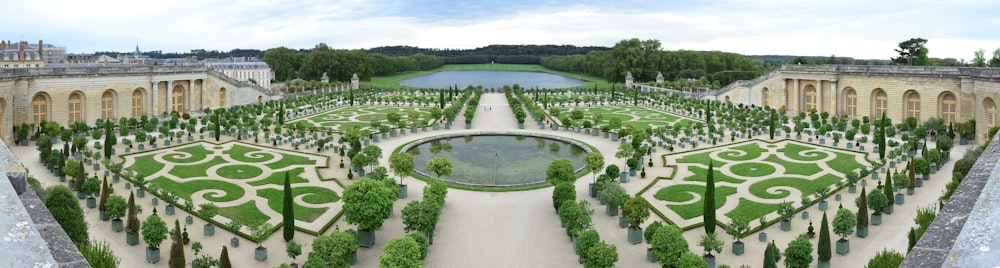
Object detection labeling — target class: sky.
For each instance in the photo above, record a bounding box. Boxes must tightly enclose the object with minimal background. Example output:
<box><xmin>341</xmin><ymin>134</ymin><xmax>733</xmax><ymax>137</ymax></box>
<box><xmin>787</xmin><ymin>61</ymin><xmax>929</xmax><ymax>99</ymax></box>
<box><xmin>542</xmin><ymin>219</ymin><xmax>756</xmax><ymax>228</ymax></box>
<box><xmin>4</xmin><ymin>0</ymin><xmax>1000</xmax><ymax>60</ymax></box>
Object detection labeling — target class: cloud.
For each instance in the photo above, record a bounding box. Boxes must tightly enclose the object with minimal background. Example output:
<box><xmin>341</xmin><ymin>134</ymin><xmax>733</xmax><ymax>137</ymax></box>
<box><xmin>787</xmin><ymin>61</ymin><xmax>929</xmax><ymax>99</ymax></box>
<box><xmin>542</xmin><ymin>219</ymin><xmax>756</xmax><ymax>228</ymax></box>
<box><xmin>2</xmin><ymin>0</ymin><xmax>998</xmax><ymax>60</ymax></box>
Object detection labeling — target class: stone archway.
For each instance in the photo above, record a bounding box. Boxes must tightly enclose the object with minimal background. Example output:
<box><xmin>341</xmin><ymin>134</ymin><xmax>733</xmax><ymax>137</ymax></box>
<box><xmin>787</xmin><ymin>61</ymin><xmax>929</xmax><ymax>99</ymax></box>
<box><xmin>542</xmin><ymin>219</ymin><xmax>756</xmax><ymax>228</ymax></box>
<box><xmin>802</xmin><ymin>85</ymin><xmax>817</xmax><ymax>112</ymax></box>
<box><xmin>871</xmin><ymin>89</ymin><xmax>887</xmax><ymax>118</ymax></box>
<box><xmin>844</xmin><ymin>87</ymin><xmax>857</xmax><ymax>117</ymax></box>
<box><xmin>257</xmin><ymin>95</ymin><xmax>263</xmax><ymax>104</ymax></box>
<box><xmin>219</xmin><ymin>88</ymin><xmax>227</xmax><ymax>108</ymax></box>
<box><xmin>904</xmin><ymin>90</ymin><xmax>921</xmax><ymax>120</ymax></box>
<box><xmin>939</xmin><ymin>92</ymin><xmax>957</xmax><ymax>124</ymax></box>
<box><xmin>68</xmin><ymin>92</ymin><xmax>84</xmax><ymax>125</ymax></box>
<box><xmin>761</xmin><ymin>87</ymin><xmax>770</xmax><ymax>107</ymax></box>
<box><xmin>102</xmin><ymin>90</ymin><xmax>117</xmax><ymax>121</ymax></box>
<box><xmin>132</xmin><ymin>89</ymin><xmax>145</xmax><ymax>118</ymax></box>
<box><xmin>31</xmin><ymin>93</ymin><xmax>48</xmax><ymax>125</ymax></box>
<box><xmin>985</xmin><ymin>97</ymin><xmax>997</xmax><ymax>134</ymax></box>
<box><xmin>172</xmin><ymin>85</ymin><xmax>185</xmax><ymax>114</ymax></box>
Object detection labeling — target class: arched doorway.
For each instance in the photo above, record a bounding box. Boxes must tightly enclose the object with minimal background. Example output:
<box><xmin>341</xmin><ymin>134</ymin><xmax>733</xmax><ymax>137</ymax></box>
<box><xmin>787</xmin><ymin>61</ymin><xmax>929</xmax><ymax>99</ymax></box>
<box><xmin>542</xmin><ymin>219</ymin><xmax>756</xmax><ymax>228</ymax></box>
<box><xmin>257</xmin><ymin>95</ymin><xmax>263</xmax><ymax>104</ymax></box>
<box><xmin>872</xmin><ymin>89</ymin><xmax>888</xmax><ymax>118</ymax></box>
<box><xmin>31</xmin><ymin>94</ymin><xmax>48</xmax><ymax>125</ymax></box>
<box><xmin>844</xmin><ymin>88</ymin><xmax>857</xmax><ymax>117</ymax></box>
<box><xmin>172</xmin><ymin>86</ymin><xmax>185</xmax><ymax>114</ymax></box>
<box><xmin>939</xmin><ymin>93</ymin><xmax>957</xmax><ymax>124</ymax></box>
<box><xmin>102</xmin><ymin>90</ymin><xmax>116</xmax><ymax>121</ymax></box>
<box><xmin>905</xmin><ymin>90</ymin><xmax>921</xmax><ymax>120</ymax></box>
<box><xmin>68</xmin><ymin>92</ymin><xmax>84</xmax><ymax>125</ymax></box>
<box><xmin>132</xmin><ymin>89</ymin><xmax>144</xmax><ymax>118</ymax></box>
<box><xmin>803</xmin><ymin>85</ymin><xmax>817</xmax><ymax>112</ymax></box>
<box><xmin>761</xmin><ymin>87</ymin><xmax>770</xmax><ymax>107</ymax></box>
<box><xmin>724</xmin><ymin>95</ymin><xmax>731</xmax><ymax>105</ymax></box>
<box><xmin>985</xmin><ymin>98</ymin><xmax>997</xmax><ymax>134</ymax></box>
<box><xmin>219</xmin><ymin>88</ymin><xmax>226</xmax><ymax>108</ymax></box>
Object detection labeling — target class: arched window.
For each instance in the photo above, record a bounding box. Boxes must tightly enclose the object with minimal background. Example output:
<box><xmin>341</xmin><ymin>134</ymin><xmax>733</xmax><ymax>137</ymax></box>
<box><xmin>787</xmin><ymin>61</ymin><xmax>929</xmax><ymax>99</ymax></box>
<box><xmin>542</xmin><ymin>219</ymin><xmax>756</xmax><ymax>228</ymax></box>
<box><xmin>172</xmin><ymin>86</ymin><xmax>185</xmax><ymax>114</ymax></box>
<box><xmin>905</xmin><ymin>90</ymin><xmax>921</xmax><ymax>120</ymax></box>
<box><xmin>873</xmin><ymin>89</ymin><xmax>888</xmax><ymax>118</ymax></box>
<box><xmin>803</xmin><ymin>85</ymin><xmax>817</xmax><ymax>112</ymax></box>
<box><xmin>219</xmin><ymin>88</ymin><xmax>227</xmax><ymax>108</ymax></box>
<box><xmin>845</xmin><ymin>88</ymin><xmax>857</xmax><ymax>116</ymax></box>
<box><xmin>31</xmin><ymin>94</ymin><xmax>47</xmax><ymax>125</ymax></box>
<box><xmin>761</xmin><ymin>88</ymin><xmax>770</xmax><ymax>107</ymax></box>
<box><xmin>68</xmin><ymin>92</ymin><xmax>83</xmax><ymax>124</ymax></box>
<box><xmin>985</xmin><ymin>98</ymin><xmax>997</xmax><ymax>132</ymax></box>
<box><xmin>940</xmin><ymin>93</ymin><xmax>957</xmax><ymax>124</ymax></box>
<box><xmin>102</xmin><ymin>91</ymin><xmax>115</xmax><ymax>120</ymax></box>
<box><xmin>132</xmin><ymin>89</ymin><xmax>144</xmax><ymax>118</ymax></box>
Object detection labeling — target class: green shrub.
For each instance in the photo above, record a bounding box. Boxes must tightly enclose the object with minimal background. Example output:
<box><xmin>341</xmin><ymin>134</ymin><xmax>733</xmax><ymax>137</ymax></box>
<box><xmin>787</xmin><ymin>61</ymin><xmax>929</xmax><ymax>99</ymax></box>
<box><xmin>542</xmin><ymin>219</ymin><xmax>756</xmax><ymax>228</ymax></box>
<box><xmin>77</xmin><ymin>240</ymin><xmax>121</xmax><ymax>268</ymax></box>
<box><xmin>44</xmin><ymin>186</ymin><xmax>88</xmax><ymax>244</ymax></box>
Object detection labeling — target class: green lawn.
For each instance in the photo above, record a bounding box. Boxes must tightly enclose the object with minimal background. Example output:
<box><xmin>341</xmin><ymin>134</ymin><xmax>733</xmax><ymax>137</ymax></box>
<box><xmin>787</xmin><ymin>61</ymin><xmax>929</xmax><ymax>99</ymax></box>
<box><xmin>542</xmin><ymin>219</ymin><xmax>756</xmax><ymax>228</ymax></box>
<box><xmin>654</xmin><ymin>184</ymin><xmax>737</xmax><ymax>220</ymax></box>
<box><xmin>725</xmin><ymin>198</ymin><xmax>783</xmax><ymax>221</ymax></box>
<box><xmin>258</xmin><ymin>187</ymin><xmax>340</xmax><ymax>223</ymax></box>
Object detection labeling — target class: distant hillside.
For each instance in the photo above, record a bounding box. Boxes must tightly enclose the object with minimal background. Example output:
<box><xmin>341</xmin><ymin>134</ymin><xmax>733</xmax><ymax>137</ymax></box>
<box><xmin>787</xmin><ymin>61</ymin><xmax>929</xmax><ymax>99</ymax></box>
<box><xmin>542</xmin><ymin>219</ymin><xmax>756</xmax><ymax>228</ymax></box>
<box><xmin>746</xmin><ymin>55</ymin><xmax>891</xmax><ymax>65</ymax></box>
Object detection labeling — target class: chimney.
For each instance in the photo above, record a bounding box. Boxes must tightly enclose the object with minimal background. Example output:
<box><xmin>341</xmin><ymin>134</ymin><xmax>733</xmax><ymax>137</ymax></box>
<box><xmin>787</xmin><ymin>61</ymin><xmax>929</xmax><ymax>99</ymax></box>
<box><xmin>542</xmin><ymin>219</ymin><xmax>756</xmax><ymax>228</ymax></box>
<box><xmin>38</xmin><ymin>40</ymin><xmax>44</xmax><ymax>62</ymax></box>
<box><xmin>1</xmin><ymin>40</ymin><xmax>5</xmax><ymax>50</ymax></box>
<box><xmin>19</xmin><ymin>41</ymin><xmax>26</xmax><ymax>61</ymax></box>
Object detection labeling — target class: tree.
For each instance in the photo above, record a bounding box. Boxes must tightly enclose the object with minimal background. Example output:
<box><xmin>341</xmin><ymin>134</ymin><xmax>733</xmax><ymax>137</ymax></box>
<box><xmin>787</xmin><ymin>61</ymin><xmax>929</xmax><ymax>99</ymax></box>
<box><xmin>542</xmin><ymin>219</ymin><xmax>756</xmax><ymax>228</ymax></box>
<box><xmin>401</xmin><ymin>200</ymin><xmax>441</xmax><ymax>238</ymax></box>
<box><xmin>704</xmin><ymin>160</ymin><xmax>717</xmax><ymax>234</ymax></box>
<box><xmin>552</xmin><ymin>183</ymin><xmax>576</xmax><ymax>212</ymax></box>
<box><xmin>865</xmin><ymin>249</ymin><xmax>904</xmax><ymax>268</ymax></box>
<box><xmin>818</xmin><ymin>212</ymin><xmax>831</xmax><ymax>263</ymax></box>
<box><xmin>303</xmin><ymin>229</ymin><xmax>358</xmax><ymax>268</ymax></box>
<box><xmin>892</xmin><ymin>38</ymin><xmax>930</xmax><ymax>66</ymax></box>
<box><xmin>78</xmin><ymin>239</ymin><xmax>121</xmax><ymax>268</ymax></box>
<box><xmin>81</xmin><ymin>176</ymin><xmax>101</xmax><ymax>198</ymax></box>
<box><xmin>576</xmin><ymin>229</ymin><xmax>601</xmax><ymax>263</ymax></box>
<box><xmin>545</xmin><ymin>158</ymin><xmax>576</xmax><ymax>185</ymax></box>
<box><xmin>585</xmin><ymin>240</ymin><xmax>618</xmax><ymax>268</ymax></box>
<box><xmin>44</xmin><ymin>186</ymin><xmax>88</xmax><ymax>244</ymax></box>
<box><xmin>426</xmin><ymin>157</ymin><xmax>453</xmax><ymax>179</ymax></box>
<box><xmin>286</xmin><ymin>240</ymin><xmax>302</xmax><ymax>264</ymax></box>
<box><xmin>991</xmin><ymin>47</ymin><xmax>1000</xmax><ymax>67</ymax></box>
<box><xmin>142</xmin><ymin>210</ymin><xmax>168</xmax><ymax>250</ymax></box>
<box><xmin>727</xmin><ymin>216</ymin><xmax>751</xmax><ymax>243</ymax></box>
<box><xmin>361</xmin><ymin>145</ymin><xmax>383</xmax><ymax>172</ymax></box>
<box><xmin>878</xmin><ymin>112</ymin><xmax>887</xmax><ymax>159</ymax></box>
<box><xmin>679</xmin><ymin>252</ymin><xmax>707</xmax><ymax>267</ymax></box>
<box><xmin>868</xmin><ymin>190</ymin><xmax>890</xmax><ymax>215</ymax></box>
<box><xmin>105</xmin><ymin>195</ymin><xmax>127</xmax><ymax>220</ymax></box>
<box><xmin>784</xmin><ymin>233</ymin><xmax>813</xmax><ymax>268</ymax></box>
<box><xmin>98</xmin><ymin>176</ymin><xmax>110</xmax><ymax>215</ymax></box>
<box><xmin>379</xmin><ymin>236</ymin><xmax>422</xmax><ymax>268</ymax></box>
<box><xmin>622</xmin><ymin>197</ymin><xmax>650</xmax><ymax>229</ymax></box>
<box><xmin>218</xmin><ymin>246</ymin><xmax>232</xmax><ymax>268</ymax></box>
<box><xmin>282</xmin><ymin>172</ymin><xmax>295</xmax><ymax>242</ymax></box>
<box><xmin>651</xmin><ymin>224</ymin><xmax>688</xmax><ymax>268</ymax></box>
<box><xmin>389</xmin><ymin>152</ymin><xmax>415</xmax><ymax>185</ymax></box>
<box><xmin>343</xmin><ymin>178</ymin><xmax>394</xmax><ymax>231</ymax></box>
<box><xmin>406</xmin><ymin>231</ymin><xmax>429</xmax><ymax>261</ymax></box>
<box><xmin>698</xmin><ymin>232</ymin><xmax>723</xmax><ymax>259</ymax></box>
<box><xmin>584</xmin><ymin>151</ymin><xmax>604</xmax><ymax>183</ymax></box>
<box><xmin>262</xmin><ymin>47</ymin><xmax>300</xmax><ymax>81</ymax></box>
<box><xmin>126</xmin><ymin>192</ymin><xmax>141</xmax><ymax>235</ymax></box>
<box><xmin>169</xmin><ymin>220</ymin><xmax>185</xmax><ymax>268</ymax></box>
<box><xmin>857</xmin><ymin>186</ymin><xmax>870</xmax><ymax>231</ymax></box>
<box><xmin>103</xmin><ymin>121</ymin><xmax>116</xmax><ymax>159</ymax></box>
<box><xmin>763</xmin><ymin>240</ymin><xmax>778</xmax><ymax>268</ymax></box>
<box><xmin>973</xmin><ymin>49</ymin><xmax>987</xmax><ymax>67</ymax></box>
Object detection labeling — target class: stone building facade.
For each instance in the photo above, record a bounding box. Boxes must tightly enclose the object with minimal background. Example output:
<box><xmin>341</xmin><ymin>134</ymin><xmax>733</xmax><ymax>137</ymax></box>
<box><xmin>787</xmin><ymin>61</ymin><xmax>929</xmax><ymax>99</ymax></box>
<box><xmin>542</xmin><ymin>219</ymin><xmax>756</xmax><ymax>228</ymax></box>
<box><xmin>0</xmin><ymin>66</ymin><xmax>278</xmax><ymax>140</ymax></box>
<box><xmin>713</xmin><ymin>65</ymin><xmax>1000</xmax><ymax>141</ymax></box>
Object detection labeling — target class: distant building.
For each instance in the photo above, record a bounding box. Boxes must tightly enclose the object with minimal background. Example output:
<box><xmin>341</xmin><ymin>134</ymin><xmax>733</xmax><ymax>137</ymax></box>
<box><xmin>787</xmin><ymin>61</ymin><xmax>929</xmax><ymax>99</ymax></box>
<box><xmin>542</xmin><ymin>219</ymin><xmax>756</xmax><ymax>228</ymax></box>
<box><xmin>0</xmin><ymin>40</ymin><xmax>66</xmax><ymax>68</ymax></box>
<box><xmin>117</xmin><ymin>44</ymin><xmax>153</xmax><ymax>65</ymax></box>
<box><xmin>205</xmin><ymin>57</ymin><xmax>273</xmax><ymax>89</ymax></box>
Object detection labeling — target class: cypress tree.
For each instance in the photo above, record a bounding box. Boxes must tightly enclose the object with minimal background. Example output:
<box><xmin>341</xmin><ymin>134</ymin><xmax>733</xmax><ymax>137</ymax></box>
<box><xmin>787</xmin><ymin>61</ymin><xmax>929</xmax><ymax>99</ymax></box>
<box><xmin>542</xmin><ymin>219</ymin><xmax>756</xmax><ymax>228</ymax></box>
<box><xmin>283</xmin><ymin>172</ymin><xmax>295</xmax><ymax>242</ymax></box>
<box><xmin>818</xmin><ymin>212</ymin><xmax>831</xmax><ymax>262</ymax></box>
<box><xmin>763</xmin><ymin>241</ymin><xmax>778</xmax><ymax>268</ymax></box>
<box><xmin>168</xmin><ymin>219</ymin><xmax>185</xmax><ymax>268</ymax></box>
<box><xmin>883</xmin><ymin>171</ymin><xmax>894</xmax><ymax>211</ymax></box>
<box><xmin>104</xmin><ymin>121</ymin><xmax>115</xmax><ymax>159</ymax></box>
<box><xmin>126</xmin><ymin>192</ymin><xmax>140</xmax><ymax>234</ymax></box>
<box><xmin>219</xmin><ymin>246</ymin><xmax>232</xmax><ymax>268</ymax></box>
<box><xmin>857</xmin><ymin>186</ymin><xmax>869</xmax><ymax>228</ymax></box>
<box><xmin>769</xmin><ymin>110</ymin><xmax>777</xmax><ymax>139</ymax></box>
<box><xmin>768</xmin><ymin>240</ymin><xmax>781</xmax><ymax>262</ymax></box>
<box><xmin>213</xmin><ymin>115</ymin><xmax>221</xmax><ymax>141</ymax></box>
<box><xmin>703</xmin><ymin>160</ymin><xmax>716</xmax><ymax>235</ymax></box>
<box><xmin>439</xmin><ymin>90</ymin><xmax>445</xmax><ymax>109</ymax></box>
<box><xmin>878</xmin><ymin>112</ymin><xmax>887</xmax><ymax>159</ymax></box>
<box><xmin>98</xmin><ymin>176</ymin><xmax>110</xmax><ymax>215</ymax></box>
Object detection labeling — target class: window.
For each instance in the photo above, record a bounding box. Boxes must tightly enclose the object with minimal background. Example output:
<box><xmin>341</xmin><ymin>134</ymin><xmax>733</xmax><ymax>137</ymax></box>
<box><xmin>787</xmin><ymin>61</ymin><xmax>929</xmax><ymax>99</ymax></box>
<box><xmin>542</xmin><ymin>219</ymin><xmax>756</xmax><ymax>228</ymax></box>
<box><xmin>132</xmin><ymin>90</ymin><xmax>144</xmax><ymax>117</ymax></box>
<box><xmin>761</xmin><ymin>88</ymin><xmax>770</xmax><ymax>107</ymax></box>
<box><xmin>68</xmin><ymin>93</ymin><xmax>83</xmax><ymax>124</ymax></box>
<box><xmin>31</xmin><ymin>94</ymin><xmax>47</xmax><ymax>125</ymax></box>
<box><xmin>873</xmin><ymin>90</ymin><xmax>888</xmax><ymax>118</ymax></box>
<box><xmin>941</xmin><ymin>93</ymin><xmax>957</xmax><ymax>124</ymax></box>
<box><xmin>102</xmin><ymin>91</ymin><xmax>115</xmax><ymax>120</ymax></box>
<box><xmin>803</xmin><ymin>85</ymin><xmax>817</xmax><ymax>112</ymax></box>
<box><xmin>985</xmin><ymin>98</ymin><xmax>997</xmax><ymax>131</ymax></box>
<box><xmin>172</xmin><ymin>87</ymin><xmax>184</xmax><ymax>114</ymax></box>
<box><xmin>845</xmin><ymin>88</ymin><xmax>858</xmax><ymax>116</ymax></box>
<box><xmin>219</xmin><ymin>88</ymin><xmax>226</xmax><ymax>108</ymax></box>
<box><xmin>905</xmin><ymin>91</ymin><xmax>921</xmax><ymax>120</ymax></box>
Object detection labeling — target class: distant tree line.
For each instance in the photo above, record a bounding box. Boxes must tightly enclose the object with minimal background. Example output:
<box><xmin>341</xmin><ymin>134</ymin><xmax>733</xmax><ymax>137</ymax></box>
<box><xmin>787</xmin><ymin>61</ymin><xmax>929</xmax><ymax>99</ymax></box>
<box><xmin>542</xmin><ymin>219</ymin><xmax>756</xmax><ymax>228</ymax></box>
<box><xmin>541</xmin><ymin>38</ymin><xmax>766</xmax><ymax>85</ymax></box>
